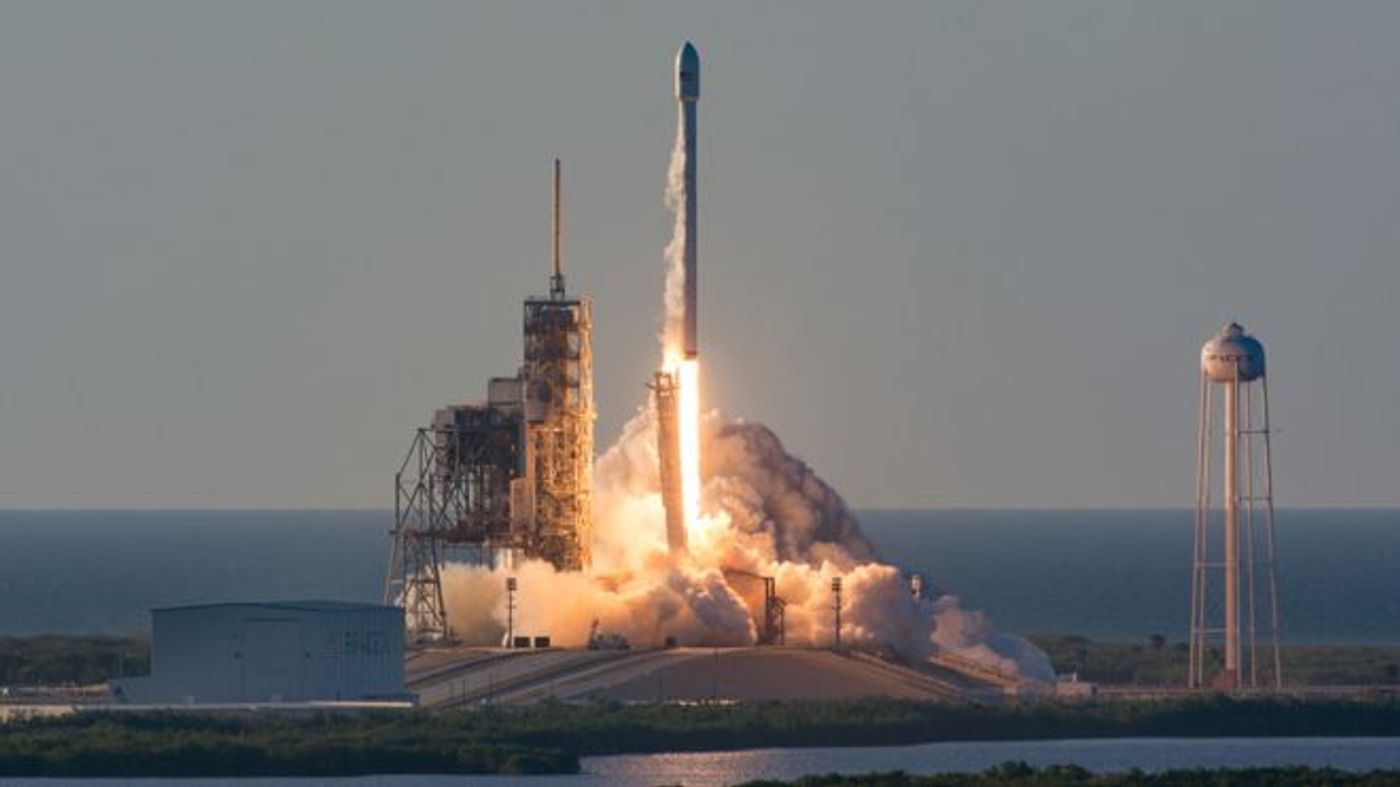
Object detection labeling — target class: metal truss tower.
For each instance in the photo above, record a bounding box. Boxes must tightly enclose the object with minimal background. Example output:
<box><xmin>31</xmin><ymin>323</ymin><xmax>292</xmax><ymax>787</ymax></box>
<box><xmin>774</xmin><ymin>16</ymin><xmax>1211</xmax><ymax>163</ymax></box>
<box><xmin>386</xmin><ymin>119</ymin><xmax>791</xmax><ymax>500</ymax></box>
<box><xmin>519</xmin><ymin>158</ymin><xmax>595</xmax><ymax>571</ymax></box>
<box><xmin>385</xmin><ymin>160</ymin><xmax>595</xmax><ymax>642</ymax></box>
<box><xmin>521</xmin><ymin>290</ymin><xmax>595</xmax><ymax>570</ymax></box>
<box><xmin>384</xmin><ymin>403</ymin><xmax>522</xmax><ymax>642</ymax></box>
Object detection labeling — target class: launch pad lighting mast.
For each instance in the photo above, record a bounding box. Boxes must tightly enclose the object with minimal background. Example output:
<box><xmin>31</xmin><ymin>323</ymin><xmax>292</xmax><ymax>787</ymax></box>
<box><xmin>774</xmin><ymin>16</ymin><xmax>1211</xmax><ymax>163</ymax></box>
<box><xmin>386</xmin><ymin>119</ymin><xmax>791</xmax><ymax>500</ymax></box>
<box><xmin>506</xmin><ymin>576</ymin><xmax>517</xmax><ymax>648</ymax></box>
<box><xmin>831</xmin><ymin>577</ymin><xmax>843</xmax><ymax>650</ymax></box>
<box><xmin>1190</xmin><ymin>323</ymin><xmax>1283</xmax><ymax>690</ymax></box>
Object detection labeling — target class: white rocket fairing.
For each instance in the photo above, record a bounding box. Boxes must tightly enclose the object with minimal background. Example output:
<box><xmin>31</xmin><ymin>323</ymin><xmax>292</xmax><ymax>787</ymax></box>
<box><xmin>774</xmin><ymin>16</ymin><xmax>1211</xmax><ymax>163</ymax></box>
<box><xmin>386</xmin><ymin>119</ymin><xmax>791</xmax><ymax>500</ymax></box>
<box><xmin>676</xmin><ymin>42</ymin><xmax>699</xmax><ymax>359</ymax></box>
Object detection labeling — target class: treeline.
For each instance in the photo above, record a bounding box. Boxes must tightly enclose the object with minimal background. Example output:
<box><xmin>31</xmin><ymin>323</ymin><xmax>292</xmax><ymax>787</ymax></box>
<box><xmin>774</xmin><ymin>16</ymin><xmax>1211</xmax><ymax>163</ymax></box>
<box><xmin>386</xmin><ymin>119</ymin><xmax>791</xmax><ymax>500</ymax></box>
<box><xmin>436</xmin><ymin>696</ymin><xmax>1400</xmax><ymax>755</ymax></box>
<box><xmin>0</xmin><ymin>712</ymin><xmax>571</xmax><ymax>777</ymax></box>
<box><xmin>1030</xmin><ymin>634</ymin><xmax>1400</xmax><ymax>687</ymax></box>
<box><xmin>0</xmin><ymin>636</ymin><xmax>148</xmax><ymax>686</ymax></box>
<box><xmin>2</xmin><ymin>697</ymin><xmax>1399</xmax><ymax>777</ymax></box>
<box><xmin>740</xmin><ymin>764</ymin><xmax>1400</xmax><ymax>787</ymax></box>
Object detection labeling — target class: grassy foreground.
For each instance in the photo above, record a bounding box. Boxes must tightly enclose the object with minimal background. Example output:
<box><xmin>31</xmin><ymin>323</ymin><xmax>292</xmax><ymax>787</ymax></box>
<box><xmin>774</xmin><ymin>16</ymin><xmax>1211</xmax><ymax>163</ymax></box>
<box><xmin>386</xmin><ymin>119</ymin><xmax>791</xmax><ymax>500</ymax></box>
<box><xmin>1030</xmin><ymin>635</ymin><xmax>1400</xmax><ymax>687</ymax></box>
<box><xmin>1</xmin><ymin>697</ymin><xmax>1399</xmax><ymax>777</ymax></box>
<box><xmin>739</xmin><ymin>765</ymin><xmax>1400</xmax><ymax>787</ymax></box>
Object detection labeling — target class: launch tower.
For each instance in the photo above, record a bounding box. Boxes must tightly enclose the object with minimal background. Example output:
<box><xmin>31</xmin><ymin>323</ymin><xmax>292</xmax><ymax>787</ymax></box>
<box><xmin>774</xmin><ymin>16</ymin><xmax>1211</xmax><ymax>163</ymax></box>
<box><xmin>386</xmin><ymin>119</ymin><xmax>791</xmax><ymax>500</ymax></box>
<box><xmin>386</xmin><ymin>161</ymin><xmax>595</xmax><ymax>642</ymax></box>
<box><xmin>1189</xmin><ymin>322</ymin><xmax>1283</xmax><ymax>689</ymax></box>
<box><xmin>520</xmin><ymin>160</ymin><xmax>595</xmax><ymax>570</ymax></box>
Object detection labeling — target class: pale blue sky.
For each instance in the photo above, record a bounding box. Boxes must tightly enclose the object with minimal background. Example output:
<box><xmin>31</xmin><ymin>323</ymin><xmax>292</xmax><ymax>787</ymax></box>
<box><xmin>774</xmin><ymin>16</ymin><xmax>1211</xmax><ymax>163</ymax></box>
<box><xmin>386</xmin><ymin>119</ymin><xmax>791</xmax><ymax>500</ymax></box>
<box><xmin>2</xmin><ymin>2</ymin><xmax>1398</xmax><ymax>508</ymax></box>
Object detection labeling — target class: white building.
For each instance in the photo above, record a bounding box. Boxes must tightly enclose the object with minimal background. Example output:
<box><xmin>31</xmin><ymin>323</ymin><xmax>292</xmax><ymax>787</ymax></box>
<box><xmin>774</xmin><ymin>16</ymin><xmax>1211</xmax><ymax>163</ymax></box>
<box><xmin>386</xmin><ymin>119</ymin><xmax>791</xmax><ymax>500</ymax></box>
<box><xmin>115</xmin><ymin>600</ymin><xmax>405</xmax><ymax>704</ymax></box>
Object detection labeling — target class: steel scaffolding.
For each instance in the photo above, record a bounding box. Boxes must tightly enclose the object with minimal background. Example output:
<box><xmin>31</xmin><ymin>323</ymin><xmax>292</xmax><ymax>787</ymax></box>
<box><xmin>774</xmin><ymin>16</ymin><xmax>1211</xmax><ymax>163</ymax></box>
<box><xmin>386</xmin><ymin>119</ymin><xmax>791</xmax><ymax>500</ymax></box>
<box><xmin>384</xmin><ymin>160</ymin><xmax>596</xmax><ymax>642</ymax></box>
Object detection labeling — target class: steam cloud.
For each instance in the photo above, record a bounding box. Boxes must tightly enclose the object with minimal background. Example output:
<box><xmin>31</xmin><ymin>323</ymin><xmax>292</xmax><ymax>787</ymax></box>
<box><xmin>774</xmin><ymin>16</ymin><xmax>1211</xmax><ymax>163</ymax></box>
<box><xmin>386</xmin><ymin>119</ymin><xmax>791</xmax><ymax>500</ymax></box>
<box><xmin>439</xmin><ymin>113</ymin><xmax>1054</xmax><ymax>683</ymax></box>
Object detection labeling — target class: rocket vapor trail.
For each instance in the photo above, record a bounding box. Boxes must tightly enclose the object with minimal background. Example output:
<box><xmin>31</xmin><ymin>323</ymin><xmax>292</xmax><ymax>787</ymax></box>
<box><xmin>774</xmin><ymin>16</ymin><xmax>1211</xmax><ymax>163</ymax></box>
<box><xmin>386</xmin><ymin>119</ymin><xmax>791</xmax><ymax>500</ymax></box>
<box><xmin>438</xmin><ymin>43</ymin><xmax>1053</xmax><ymax>681</ymax></box>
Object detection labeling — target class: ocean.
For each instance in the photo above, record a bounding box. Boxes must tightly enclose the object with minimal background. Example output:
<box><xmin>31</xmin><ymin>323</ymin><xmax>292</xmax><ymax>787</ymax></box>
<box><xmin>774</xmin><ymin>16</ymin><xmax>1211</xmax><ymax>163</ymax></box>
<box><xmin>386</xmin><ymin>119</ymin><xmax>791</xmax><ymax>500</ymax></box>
<box><xmin>0</xmin><ymin>509</ymin><xmax>1394</xmax><ymax>644</ymax></box>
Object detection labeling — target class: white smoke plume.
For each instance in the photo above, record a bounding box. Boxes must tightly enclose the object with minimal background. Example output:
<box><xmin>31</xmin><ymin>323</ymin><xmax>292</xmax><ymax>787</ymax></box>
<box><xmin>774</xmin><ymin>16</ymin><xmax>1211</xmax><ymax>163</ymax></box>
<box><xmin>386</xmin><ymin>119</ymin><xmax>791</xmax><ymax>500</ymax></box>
<box><xmin>443</xmin><ymin>401</ymin><xmax>1052</xmax><ymax>680</ymax></box>
<box><xmin>660</xmin><ymin>113</ymin><xmax>687</xmax><ymax>358</ymax></box>
<box><xmin>438</xmin><ymin>103</ymin><xmax>1054</xmax><ymax>682</ymax></box>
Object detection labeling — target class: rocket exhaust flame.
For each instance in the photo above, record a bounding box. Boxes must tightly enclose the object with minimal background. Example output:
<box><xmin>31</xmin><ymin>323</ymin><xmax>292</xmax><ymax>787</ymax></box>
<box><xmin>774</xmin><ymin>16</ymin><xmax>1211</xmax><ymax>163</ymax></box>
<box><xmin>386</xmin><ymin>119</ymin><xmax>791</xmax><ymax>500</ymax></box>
<box><xmin>677</xmin><ymin>359</ymin><xmax>702</xmax><ymax>541</ymax></box>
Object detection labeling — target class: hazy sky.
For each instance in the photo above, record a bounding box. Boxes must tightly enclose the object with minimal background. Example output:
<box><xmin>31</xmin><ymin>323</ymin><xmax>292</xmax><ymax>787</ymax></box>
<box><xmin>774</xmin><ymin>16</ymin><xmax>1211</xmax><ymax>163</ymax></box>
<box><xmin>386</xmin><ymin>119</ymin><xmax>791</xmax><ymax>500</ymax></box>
<box><xmin>2</xmin><ymin>2</ymin><xmax>1398</xmax><ymax>508</ymax></box>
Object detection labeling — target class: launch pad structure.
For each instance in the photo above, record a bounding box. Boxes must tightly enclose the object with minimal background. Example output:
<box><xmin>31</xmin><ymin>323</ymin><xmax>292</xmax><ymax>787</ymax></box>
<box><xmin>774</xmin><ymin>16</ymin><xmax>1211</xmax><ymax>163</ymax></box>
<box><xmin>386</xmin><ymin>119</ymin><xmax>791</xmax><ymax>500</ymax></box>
<box><xmin>385</xmin><ymin>161</ymin><xmax>595</xmax><ymax>642</ymax></box>
<box><xmin>385</xmin><ymin>45</ymin><xmax>796</xmax><ymax>650</ymax></box>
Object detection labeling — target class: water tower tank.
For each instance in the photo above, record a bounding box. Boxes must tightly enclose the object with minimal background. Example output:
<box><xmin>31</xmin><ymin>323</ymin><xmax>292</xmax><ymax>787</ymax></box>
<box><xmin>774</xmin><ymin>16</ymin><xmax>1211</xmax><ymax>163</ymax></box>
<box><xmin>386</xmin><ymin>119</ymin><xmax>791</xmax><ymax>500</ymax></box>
<box><xmin>1201</xmin><ymin>322</ymin><xmax>1265</xmax><ymax>383</ymax></box>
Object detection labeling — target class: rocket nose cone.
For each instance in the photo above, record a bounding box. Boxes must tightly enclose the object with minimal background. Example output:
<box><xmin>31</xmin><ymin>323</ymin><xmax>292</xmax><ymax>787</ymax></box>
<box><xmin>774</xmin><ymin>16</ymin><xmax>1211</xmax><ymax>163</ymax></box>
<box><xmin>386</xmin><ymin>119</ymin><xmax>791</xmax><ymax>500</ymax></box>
<box><xmin>676</xmin><ymin>41</ymin><xmax>700</xmax><ymax>101</ymax></box>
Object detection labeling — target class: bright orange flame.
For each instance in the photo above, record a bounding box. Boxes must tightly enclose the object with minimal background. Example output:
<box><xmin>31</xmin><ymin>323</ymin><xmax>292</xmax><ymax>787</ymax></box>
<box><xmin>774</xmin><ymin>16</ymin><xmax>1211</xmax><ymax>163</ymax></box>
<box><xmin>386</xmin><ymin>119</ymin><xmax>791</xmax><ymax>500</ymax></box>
<box><xmin>677</xmin><ymin>359</ymin><xmax>701</xmax><ymax>535</ymax></box>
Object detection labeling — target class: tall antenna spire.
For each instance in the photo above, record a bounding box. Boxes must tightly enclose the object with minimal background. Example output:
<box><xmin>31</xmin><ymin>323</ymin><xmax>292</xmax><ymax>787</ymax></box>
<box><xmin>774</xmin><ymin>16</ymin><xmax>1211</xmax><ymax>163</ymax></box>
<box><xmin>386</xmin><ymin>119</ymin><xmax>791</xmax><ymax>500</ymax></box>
<box><xmin>550</xmin><ymin>158</ymin><xmax>565</xmax><ymax>300</ymax></box>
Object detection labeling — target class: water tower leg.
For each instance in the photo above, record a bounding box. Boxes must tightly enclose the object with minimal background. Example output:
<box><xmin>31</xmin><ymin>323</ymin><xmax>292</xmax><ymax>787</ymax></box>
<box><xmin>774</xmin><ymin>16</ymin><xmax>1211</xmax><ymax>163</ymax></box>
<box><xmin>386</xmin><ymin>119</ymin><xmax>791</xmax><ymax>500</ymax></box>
<box><xmin>1224</xmin><ymin>379</ymin><xmax>1240</xmax><ymax>686</ymax></box>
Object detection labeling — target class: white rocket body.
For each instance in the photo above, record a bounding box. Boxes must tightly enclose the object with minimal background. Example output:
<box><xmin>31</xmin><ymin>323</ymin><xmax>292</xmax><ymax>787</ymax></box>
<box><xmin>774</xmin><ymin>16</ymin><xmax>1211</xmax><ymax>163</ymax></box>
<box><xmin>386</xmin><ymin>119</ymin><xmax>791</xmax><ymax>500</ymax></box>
<box><xmin>676</xmin><ymin>42</ymin><xmax>699</xmax><ymax>359</ymax></box>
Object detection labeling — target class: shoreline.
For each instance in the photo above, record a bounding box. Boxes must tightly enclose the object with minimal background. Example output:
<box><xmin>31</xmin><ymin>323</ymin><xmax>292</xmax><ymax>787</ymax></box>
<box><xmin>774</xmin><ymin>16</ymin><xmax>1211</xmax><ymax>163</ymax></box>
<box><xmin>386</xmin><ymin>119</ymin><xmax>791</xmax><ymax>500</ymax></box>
<box><xmin>1</xmin><ymin>697</ymin><xmax>1398</xmax><ymax>777</ymax></box>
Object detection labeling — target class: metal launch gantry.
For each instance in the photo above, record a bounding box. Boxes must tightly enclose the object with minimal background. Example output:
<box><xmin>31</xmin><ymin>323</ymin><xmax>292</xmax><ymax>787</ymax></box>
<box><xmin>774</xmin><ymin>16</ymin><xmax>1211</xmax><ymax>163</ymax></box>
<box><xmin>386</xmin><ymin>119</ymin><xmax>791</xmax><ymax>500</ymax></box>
<box><xmin>520</xmin><ymin>287</ymin><xmax>595</xmax><ymax>571</ymax></box>
<box><xmin>385</xmin><ymin>161</ymin><xmax>595</xmax><ymax>642</ymax></box>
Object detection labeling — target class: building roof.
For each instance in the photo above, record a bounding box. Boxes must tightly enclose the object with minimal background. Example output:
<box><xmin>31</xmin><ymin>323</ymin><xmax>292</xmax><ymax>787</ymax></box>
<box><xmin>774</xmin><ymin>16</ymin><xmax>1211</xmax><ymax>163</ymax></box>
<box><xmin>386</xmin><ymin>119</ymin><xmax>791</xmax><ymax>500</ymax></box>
<box><xmin>153</xmin><ymin>599</ymin><xmax>398</xmax><ymax>614</ymax></box>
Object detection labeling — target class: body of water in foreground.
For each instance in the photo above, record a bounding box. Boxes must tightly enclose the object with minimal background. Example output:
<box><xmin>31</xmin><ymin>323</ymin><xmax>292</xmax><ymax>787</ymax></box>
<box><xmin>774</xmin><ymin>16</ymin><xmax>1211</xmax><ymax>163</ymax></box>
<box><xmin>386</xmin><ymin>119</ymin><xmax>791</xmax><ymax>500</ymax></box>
<box><xmin>0</xmin><ymin>509</ymin><xmax>1396</xmax><ymax>643</ymax></box>
<box><xmin>1</xmin><ymin>737</ymin><xmax>1398</xmax><ymax>786</ymax></box>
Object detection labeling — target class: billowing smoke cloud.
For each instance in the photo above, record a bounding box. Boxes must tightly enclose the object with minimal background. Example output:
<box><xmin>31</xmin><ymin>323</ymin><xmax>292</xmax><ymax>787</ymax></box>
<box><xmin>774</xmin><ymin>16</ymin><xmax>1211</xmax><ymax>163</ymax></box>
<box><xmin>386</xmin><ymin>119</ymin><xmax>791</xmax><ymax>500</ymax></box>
<box><xmin>442</xmin><ymin>402</ymin><xmax>1053</xmax><ymax>680</ymax></box>
<box><xmin>438</xmin><ymin>99</ymin><xmax>1054</xmax><ymax>683</ymax></box>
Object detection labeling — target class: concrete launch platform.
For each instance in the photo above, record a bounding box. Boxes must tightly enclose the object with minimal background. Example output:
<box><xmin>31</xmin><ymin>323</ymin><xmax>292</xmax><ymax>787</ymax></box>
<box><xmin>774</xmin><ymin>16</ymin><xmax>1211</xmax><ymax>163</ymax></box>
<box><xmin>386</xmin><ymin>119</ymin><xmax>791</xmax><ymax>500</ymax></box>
<box><xmin>407</xmin><ymin>646</ymin><xmax>1007</xmax><ymax>706</ymax></box>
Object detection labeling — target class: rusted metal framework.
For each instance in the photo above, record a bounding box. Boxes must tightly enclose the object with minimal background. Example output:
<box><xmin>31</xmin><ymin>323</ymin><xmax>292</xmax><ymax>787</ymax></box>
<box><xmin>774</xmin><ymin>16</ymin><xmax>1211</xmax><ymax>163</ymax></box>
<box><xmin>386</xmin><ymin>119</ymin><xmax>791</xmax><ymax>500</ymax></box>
<box><xmin>385</xmin><ymin>161</ymin><xmax>595</xmax><ymax>643</ymax></box>
<box><xmin>521</xmin><ymin>292</ymin><xmax>595</xmax><ymax>571</ymax></box>
<box><xmin>384</xmin><ymin>405</ymin><xmax>522</xmax><ymax>642</ymax></box>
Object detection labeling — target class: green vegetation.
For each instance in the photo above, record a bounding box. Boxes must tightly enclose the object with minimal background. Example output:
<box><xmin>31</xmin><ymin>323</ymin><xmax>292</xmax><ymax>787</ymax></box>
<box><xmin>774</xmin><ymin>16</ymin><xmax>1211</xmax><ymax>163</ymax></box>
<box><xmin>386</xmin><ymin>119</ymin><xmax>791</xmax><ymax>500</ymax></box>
<box><xmin>1030</xmin><ymin>634</ymin><xmax>1400</xmax><ymax>687</ymax></box>
<box><xmin>0</xmin><ymin>636</ymin><xmax>148</xmax><ymax>686</ymax></box>
<box><xmin>740</xmin><ymin>765</ymin><xmax>1400</xmax><ymax>787</ymax></box>
<box><xmin>0</xmin><ymin>711</ymin><xmax>573</xmax><ymax>777</ymax></box>
<box><xmin>2</xmin><ymin>697</ymin><xmax>1400</xmax><ymax>777</ymax></box>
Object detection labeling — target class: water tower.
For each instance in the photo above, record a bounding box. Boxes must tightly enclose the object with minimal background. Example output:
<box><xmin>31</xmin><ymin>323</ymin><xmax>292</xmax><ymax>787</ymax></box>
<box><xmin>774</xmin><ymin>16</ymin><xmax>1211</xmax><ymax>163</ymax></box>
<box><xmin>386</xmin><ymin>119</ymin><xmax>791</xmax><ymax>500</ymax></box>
<box><xmin>1190</xmin><ymin>322</ymin><xmax>1283</xmax><ymax>689</ymax></box>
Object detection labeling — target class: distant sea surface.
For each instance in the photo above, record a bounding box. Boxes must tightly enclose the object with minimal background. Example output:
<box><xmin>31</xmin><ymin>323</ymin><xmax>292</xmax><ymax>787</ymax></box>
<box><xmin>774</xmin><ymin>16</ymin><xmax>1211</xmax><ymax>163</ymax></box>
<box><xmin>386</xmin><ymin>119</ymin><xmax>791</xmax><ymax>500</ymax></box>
<box><xmin>0</xmin><ymin>509</ymin><xmax>1394</xmax><ymax>644</ymax></box>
